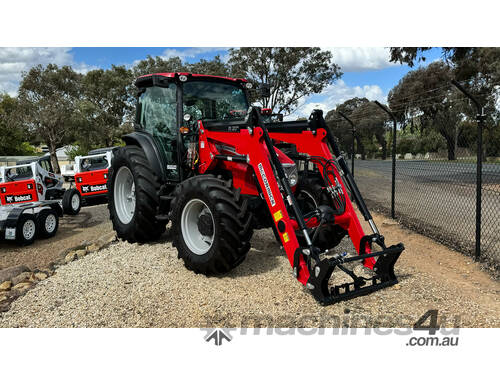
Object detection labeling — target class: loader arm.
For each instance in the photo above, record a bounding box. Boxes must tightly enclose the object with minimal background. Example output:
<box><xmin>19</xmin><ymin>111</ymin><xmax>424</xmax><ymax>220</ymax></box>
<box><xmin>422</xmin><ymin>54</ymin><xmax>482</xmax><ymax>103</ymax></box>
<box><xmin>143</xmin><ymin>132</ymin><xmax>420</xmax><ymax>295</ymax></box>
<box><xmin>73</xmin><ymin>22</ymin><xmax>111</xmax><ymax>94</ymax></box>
<box><xmin>198</xmin><ymin>108</ymin><xmax>404</xmax><ymax>304</ymax></box>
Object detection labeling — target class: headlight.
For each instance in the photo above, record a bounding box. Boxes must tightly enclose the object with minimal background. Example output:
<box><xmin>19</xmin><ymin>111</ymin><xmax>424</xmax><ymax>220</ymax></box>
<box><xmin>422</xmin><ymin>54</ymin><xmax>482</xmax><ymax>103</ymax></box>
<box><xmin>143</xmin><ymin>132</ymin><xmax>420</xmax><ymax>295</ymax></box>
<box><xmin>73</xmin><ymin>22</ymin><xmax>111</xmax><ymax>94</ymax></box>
<box><xmin>282</xmin><ymin>162</ymin><xmax>298</xmax><ymax>187</ymax></box>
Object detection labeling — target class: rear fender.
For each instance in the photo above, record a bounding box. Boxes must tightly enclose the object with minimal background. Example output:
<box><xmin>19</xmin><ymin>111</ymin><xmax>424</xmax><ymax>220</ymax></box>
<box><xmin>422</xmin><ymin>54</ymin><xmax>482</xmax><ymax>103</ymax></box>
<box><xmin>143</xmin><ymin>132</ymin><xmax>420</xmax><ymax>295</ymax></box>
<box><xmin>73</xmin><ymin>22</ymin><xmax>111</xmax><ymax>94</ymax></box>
<box><xmin>122</xmin><ymin>132</ymin><xmax>166</xmax><ymax>181</ymax></box>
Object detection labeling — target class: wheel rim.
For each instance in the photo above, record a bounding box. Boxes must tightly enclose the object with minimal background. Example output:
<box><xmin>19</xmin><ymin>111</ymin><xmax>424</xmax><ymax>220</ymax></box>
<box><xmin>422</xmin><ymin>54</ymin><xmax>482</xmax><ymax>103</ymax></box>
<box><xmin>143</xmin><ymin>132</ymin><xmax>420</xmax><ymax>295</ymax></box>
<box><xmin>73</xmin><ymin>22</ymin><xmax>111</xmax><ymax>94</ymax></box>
<box><xmin>71</xmin><ymin>194</ymin><xmax>80</xmax><ymax>211</ymax></box>
<box><xmin>45</xmin><ymin>214</ymin><xmax>57</xmax><ymax>233</ymax></box>
<box><xmin>22</xmin><ymin>219</ymin><xmax>36</xmax><ymax>240</ymax></box>
<box><xmin>114</xmin><ymin>166</ymin><xmax>136</xmax><ymax>225</ymax></box>
<box><xmin>181</xmin><ymin>198</ymin><xmax>214</xmax><ymax>255</ymax></box>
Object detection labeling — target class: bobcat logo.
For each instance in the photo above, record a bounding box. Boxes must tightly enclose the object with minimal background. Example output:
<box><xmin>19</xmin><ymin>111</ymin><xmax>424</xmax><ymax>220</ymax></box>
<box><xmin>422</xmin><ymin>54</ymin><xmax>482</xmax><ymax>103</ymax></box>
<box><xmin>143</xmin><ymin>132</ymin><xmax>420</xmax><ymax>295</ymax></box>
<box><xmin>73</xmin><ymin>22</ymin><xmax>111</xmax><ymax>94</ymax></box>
<box><xmin>200</xmin><ymin>328</ymin><xmax>234</xmax><ymax>346</ymax></box>
<box><xmin>6</xmin><ymin>196</ymin><xmax>14</xmax><ymax>203</ymax></box>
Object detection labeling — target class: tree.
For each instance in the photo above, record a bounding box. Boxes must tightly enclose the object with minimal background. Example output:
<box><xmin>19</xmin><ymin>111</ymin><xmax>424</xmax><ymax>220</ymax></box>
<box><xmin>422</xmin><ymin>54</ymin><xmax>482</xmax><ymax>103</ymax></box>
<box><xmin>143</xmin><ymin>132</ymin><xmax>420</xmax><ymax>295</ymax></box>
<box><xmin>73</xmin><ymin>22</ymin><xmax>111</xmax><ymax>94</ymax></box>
<box><xmin>388</xmin><ymin>61</ymin><xmax>464</xmax><ymax>160</ymax></box>
<box><xmin>228</xmin><ymin>48</ymin><xmax>342</xmax><ymax>115</ymax></box>
<box><xmin>18</xmin><ymin>64</ymin><xmax>81</xmax><ymax>173</ymax></box>
<box><xmin>188</xmin><ymin>55</ymin><xmax>230</xmax><ymax>76</ymax></box>
<box><xmin>0</xmin><ymin>94</ymin><xmax>30</xmax><ymax>155</ymax></box>
<box><xmin>76</xmin><ymin>65</ymin><xmax>134</xmax><ymax>151</ymax></box>
<box><xmin>351</xmin><ymin>101</ymin><xmax>390</xmax><ymax>159</ymax></box>
<box><xmin>326</xmin><ymin>98</ymin><xmax>389</xmax><ymax>159</ymax></box>
<box><xmin>132</xmin><ymin>56</ymin><xmax>185</xmax><ymax>77</ymax></box>
<box><xmin>326</xmin><ymin>97</ymin><xmax>368</xmax><ymax>159</ymax></box>
<box><xmin>132</xmin><ymin>55</ymin><xmax>231</xmax><ymax>78</ymax></box>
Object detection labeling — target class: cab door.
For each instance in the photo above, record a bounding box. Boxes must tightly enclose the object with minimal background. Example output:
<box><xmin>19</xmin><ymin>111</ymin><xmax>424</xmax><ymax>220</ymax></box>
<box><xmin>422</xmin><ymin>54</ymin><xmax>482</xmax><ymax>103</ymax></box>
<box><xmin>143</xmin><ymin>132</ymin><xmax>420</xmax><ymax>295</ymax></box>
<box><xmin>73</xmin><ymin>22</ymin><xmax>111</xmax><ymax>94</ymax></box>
<box><xmin>137</xmin><ymin>84</ymin><xmax>179</xmax><ymax>180</ymax></box>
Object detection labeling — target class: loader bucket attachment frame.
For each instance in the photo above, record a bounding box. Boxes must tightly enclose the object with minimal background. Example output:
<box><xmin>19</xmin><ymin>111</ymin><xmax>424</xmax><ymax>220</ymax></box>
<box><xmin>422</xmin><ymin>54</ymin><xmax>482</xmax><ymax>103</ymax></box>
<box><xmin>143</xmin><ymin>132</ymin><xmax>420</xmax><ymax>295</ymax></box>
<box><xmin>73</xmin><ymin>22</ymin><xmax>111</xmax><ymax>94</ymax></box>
<box><xmin>301</xmin><ymin>240</ymin><xmax>404</xmax><ymax>305</ymax></box>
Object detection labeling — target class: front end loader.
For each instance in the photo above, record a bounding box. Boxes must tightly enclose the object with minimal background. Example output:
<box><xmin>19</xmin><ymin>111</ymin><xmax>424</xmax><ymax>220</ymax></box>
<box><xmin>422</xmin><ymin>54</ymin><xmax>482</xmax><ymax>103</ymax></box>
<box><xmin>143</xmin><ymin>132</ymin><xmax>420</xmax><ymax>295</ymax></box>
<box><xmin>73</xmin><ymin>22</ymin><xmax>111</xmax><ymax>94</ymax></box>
<box><xmin>107</xmin><ymin>72</ymin><xmax>404</xmax><ymax>305</ymax></box>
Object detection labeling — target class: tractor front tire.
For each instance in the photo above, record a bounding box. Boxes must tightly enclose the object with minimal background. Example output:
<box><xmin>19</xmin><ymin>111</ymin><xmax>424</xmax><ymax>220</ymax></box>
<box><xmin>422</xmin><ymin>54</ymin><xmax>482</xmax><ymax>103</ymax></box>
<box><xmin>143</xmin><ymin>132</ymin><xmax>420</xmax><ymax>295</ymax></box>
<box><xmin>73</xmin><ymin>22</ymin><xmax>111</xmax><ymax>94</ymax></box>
<box><xmin>107</xmin><ymin>145</ymin><xmax>165</xmax><ymax>243</ymax></box>
<box><xmin>171</xmin><ymin>176</ymin><xmax>253</xmax><ymax>275</ymax></box>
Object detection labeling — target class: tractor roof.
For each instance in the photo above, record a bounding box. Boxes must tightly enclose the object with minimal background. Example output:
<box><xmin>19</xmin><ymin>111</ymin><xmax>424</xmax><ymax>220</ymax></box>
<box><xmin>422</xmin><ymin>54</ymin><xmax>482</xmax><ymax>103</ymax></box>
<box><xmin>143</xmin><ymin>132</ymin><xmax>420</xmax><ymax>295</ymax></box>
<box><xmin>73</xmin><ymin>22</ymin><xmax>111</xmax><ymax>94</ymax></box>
<box><xmin>135</xmin><ymin>72</ymin><xmax>247</xmax><ymax>87</ymax></box>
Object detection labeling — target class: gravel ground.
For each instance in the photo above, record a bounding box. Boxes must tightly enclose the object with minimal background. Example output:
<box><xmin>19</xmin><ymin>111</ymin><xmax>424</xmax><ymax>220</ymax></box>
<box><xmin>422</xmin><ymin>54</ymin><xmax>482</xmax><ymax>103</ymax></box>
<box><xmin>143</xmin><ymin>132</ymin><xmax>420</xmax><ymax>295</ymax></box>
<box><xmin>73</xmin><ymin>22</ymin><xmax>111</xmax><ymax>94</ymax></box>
<box><xmin>0</xmin><ymin>212</ymin><xmax>498</xmax><ymax>328</ymax></box>
<box><xmin>0</xmin><ymin>204</ymin><xmax>112</xmax><ymax>271</ymax></box>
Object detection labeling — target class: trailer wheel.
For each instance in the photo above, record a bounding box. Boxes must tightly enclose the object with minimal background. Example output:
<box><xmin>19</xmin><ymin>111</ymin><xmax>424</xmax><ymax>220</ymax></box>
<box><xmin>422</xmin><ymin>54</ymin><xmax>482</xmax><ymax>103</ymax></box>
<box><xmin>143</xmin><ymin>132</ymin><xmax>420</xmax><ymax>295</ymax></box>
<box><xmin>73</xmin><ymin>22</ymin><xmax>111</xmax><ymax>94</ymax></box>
<box><xmin>295</xmin><ymin>178</ymin><xmax>347</xmax><ymax>251</ymax></box>
<box><xmin>171</xmin><ymin>176</ymin><xmax>253</xmax><ymax>275</ymax></box>
<box><xmin>37</xmin><ymin>208</ymin><xmax>59</xmax><ymax>238</ymax></box>
<box><xmin>16</xmin><ymin>214</ymin><xmax>37</xmax><ymax>246</ymax></box>
<box><xmin>62</xmin><ymin>188</ymin><xmax>81</xmax><ymax>215</ymax></box>
<box><xmin>107</xmin><ymin>145</ymin><xmax>166</xmax><ymax>243</ymax></box>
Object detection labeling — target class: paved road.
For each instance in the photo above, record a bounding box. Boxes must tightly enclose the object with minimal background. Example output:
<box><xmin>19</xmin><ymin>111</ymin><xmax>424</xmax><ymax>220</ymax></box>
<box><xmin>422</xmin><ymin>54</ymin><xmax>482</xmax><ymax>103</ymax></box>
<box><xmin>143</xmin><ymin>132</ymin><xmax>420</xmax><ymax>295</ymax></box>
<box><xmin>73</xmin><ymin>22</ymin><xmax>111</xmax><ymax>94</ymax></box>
<box><xmin>354</xmin><ymin>159</ymin><xmax>500</xmax><ymax>185</ymax></box>
<box><xmin>351</xmin><ymin>159</ymin><xmax>500</xmax><ymax>267</ymax></box>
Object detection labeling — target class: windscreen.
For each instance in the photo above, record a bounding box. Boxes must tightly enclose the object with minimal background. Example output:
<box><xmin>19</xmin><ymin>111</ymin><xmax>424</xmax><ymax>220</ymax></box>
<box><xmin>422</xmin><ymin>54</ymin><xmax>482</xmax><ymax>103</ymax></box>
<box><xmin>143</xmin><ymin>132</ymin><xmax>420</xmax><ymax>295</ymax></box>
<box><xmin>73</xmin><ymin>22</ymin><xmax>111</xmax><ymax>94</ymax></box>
<box><xmin>80</xmin><ymin>156</ymin><xmax>108</xmax><ymax>172</ymax></box>
<box><xmin>4</xmin><ymin>166</ymin><xmax>33</xmax><ymax>181</ymax></box>
<box><xmin>183</xmin><ymin>81</ymin><xmax>248</xmax><ymax>121</ymax></box>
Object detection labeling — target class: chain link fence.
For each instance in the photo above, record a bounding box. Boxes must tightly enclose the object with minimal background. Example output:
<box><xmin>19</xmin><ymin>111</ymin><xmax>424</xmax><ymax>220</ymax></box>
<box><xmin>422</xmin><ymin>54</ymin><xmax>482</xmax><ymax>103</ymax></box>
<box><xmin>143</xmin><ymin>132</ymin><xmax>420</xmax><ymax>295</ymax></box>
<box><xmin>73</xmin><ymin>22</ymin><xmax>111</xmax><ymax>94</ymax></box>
<box><xmin>352</xmin><ymin>137</ymin><xmax>500</xmax><ymax>274</ymax></box>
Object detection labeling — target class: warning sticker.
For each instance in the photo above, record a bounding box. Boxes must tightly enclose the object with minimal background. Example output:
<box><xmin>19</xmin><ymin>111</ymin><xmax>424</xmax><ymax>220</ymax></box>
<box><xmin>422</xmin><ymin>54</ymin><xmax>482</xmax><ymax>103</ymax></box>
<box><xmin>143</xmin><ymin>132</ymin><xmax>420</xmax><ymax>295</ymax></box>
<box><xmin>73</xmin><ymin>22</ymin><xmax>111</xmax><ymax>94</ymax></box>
<box><xmin>282</xmin><ymin>232</ymin><xmax>289</xmax><ymax>243</ymax></box>
<box><xmin>273</xmin><ymin>210</ymin><xmax>283</xmax><ymax>222</ymax></box>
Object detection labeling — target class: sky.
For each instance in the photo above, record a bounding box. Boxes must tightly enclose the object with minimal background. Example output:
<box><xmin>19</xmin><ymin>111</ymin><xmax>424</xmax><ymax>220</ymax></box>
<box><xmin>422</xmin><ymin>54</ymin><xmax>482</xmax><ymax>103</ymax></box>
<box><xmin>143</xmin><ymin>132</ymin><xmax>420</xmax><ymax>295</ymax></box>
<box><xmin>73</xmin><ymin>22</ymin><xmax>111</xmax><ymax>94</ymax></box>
<box><xmin>0</xmin><ymin>47</ymin><xmax>441</xmax><ymax>119</ymax></box>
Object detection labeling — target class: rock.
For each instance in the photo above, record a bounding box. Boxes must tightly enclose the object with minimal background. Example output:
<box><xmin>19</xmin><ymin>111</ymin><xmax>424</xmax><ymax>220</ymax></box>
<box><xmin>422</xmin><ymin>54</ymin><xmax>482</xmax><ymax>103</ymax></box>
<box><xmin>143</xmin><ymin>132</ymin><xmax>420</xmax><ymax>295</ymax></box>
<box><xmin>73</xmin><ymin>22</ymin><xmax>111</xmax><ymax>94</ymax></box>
<box><xmin>58</xmin><ymin>248</ymin><xmax>74</xmax><ymax>259</ymax></box>
<box><xmin>34</xmin><ymin>272</ymin><xmax>48</xmax><ymax>281</ymax></box>
<box><xmin>65</xmin><ymin>251</ymin><xmax>77</xmax><ymax>263</ymax></box>
<box><xmin>0</xmin><ymin>280</ymin><xmax>12</xmax><ymax>291</ymax></box>
<box><xmin>11</xmin><ymin>272</ymin><xmax>31</xmax><ymax>286</ymax></box>
<box><xmin>12</xmin><ymin>282</ymin><xmax>32</xmax><ymax>291</ymax></box>
<box><xmin>0</xmin><ymin>265</ymin><xmax>30</xmax><ymax>284</ymax></box>
<box><xmin>85</xmin><ymin>243</ymin><xmax>99</xmax><ymax>253</ymax></box>
<box><xmin>0</xmin><ymin>294</ymin><xmax>8</xmax><ymax>302</ymax></box>
<box><xmin>76</xmin><ymin>249</ymin><xmax>87</xmax><ymax>259</ymax></box>
<box><xmin>394</xmin><ymin>284</ymin><xmax>401</xmax><ymax>290</ymax></box>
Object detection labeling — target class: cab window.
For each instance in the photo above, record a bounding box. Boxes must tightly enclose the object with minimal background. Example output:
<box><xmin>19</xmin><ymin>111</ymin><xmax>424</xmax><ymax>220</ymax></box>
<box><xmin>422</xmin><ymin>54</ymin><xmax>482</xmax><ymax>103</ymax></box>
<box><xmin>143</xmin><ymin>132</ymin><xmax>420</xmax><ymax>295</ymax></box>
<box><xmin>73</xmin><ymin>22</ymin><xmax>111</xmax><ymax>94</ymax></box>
<box><xmin>137</xmin><ymin>85</ymin><xmax>178</xmax><ymax>179</ymax></box>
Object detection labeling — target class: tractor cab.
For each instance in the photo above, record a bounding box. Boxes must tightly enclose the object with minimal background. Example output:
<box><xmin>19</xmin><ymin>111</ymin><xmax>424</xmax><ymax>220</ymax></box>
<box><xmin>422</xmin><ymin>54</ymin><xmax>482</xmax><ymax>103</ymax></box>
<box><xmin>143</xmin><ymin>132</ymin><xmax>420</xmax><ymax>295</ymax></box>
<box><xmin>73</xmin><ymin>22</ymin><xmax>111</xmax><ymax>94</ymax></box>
<box><xmin>134</xmin><ymin>73</ymin><xmax>251</xmax><ymax>180</ymax></box>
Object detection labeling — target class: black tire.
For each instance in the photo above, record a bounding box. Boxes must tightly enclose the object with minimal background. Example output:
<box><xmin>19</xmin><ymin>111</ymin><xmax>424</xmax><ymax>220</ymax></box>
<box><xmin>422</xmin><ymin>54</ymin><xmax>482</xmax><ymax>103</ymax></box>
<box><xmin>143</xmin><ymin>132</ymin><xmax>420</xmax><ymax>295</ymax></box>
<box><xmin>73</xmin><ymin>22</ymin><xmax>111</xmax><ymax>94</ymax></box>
<box><xmin>36</xmin><ymin>208</ymin><xmax>59</xmax><ymax>238</ymax></box>
<box><xmin>295</xmin><ymin>178</ymin><xmax>347</xmax><ymax>251</ymax></box>
<box><xmin>62</xmin><ymin>188</ymin><xmax>81</xmax><ymax>215</ymax></box>
<box><xmin>107</xmin><ymin>145</ymin><xmax>166</xmax><ymax>243</ymax></box>
<box><xmin>16</xmin><ymin>214</ymin><xmax>37</xmax><ymax>246</ymax></box>
<box><xmin>171</xmin><ymin>176</ymin><xmax>253</xmax><ymax>275</ymax></box>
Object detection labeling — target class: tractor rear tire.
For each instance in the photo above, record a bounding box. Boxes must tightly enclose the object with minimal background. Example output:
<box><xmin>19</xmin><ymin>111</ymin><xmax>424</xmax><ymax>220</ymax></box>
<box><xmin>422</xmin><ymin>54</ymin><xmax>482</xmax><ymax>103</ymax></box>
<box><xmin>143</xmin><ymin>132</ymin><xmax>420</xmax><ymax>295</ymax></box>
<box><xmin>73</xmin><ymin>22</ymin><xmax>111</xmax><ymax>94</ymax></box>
<box><xmin>107</xmin><ymin>145</ymin><xmax>166</xmax><ymax>243</ymax></box>
<box><xmin>295</xmin><ymin>178</ymin><xmax>347</xmax><ymax>251</ymax></box>
<box><xmin>170</xmin><ymin>176</ymin><xmax>253</xmax><ymax>275</ymax></box>
<box><xmin>62</xmin><ymin>188</ymin><xmax>81</xmax><ymax>215</ymax></box>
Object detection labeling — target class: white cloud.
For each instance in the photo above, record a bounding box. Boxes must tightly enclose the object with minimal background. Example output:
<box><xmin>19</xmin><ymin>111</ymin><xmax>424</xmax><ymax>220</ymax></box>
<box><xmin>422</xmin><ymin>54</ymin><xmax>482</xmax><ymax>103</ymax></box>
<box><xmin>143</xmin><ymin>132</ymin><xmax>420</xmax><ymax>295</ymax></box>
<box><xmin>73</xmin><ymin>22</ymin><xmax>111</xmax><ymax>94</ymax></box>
<box><xmin>324</xmin><ymin>47</ymin><xmax>397</xmax><ymax>72</ymax></box>
<box><xmin>288</xmin><ymin>79</ymin><xmax>386</xmax><ymax>120</ymax></box>
<box><xmin>0</xmin><ymin>47</ymin><xmax>95</xmax><ymax>96</ymax></box>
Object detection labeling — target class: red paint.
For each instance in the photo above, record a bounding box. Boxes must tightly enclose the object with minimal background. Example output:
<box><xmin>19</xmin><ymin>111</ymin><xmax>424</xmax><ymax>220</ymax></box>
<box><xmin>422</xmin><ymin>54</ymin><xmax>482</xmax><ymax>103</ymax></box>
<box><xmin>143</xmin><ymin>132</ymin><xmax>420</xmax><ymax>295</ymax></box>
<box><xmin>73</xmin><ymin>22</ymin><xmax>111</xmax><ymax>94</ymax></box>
<box><xmin>75</xmin><ymin>169</ymin><xmax>109</xmax><ymax>197</ymax></box>
<box><xmin>0</xmin><ymin>179</ymin><xmax>38</xmax><ymax>205</ymax></box>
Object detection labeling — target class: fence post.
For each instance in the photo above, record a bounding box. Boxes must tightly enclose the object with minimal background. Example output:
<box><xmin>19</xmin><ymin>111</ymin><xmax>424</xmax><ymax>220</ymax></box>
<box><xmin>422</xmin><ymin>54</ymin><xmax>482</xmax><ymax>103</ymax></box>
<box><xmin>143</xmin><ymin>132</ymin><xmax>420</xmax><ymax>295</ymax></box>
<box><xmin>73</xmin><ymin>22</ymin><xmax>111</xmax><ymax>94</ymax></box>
<box><xmin>337</xmin><ymin>111</ymin><xmax>356</xmax><ymax>176</ymax></box>
<box><xmin>451</xmin><ymin>80</ymin><xmax>486</xmax><ymax>261</ymax></box>
<box><xmin>374</xmin><ymin>101</ymin><xmax>397</xmax><ymax>219</ymax></box>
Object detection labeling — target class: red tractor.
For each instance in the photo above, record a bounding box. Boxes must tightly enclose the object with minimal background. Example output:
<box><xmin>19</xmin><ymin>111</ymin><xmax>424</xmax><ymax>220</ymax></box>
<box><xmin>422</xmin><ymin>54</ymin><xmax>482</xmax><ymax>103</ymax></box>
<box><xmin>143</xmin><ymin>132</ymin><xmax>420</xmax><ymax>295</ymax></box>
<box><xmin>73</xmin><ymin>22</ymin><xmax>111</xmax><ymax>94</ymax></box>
<box><xmin>107</xmin><ymin>73</ymin><xmax>404</xmax><ymax>304</ymax></box>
